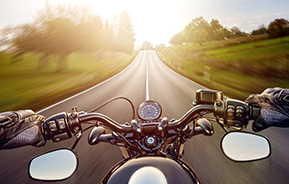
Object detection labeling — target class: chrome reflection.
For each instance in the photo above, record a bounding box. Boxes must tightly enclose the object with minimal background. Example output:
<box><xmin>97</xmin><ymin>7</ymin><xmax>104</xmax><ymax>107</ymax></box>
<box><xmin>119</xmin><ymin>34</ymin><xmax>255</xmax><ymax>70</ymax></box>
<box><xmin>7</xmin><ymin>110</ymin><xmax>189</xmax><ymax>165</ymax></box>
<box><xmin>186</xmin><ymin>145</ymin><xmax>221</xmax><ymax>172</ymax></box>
<box><xmin>221</xmin><ymin>132</ymin><xmax>270</xmax><ymax>161</ymax></box>
<box><xmin>29</xmin><ymin>149</ymin><xmax>78</xmax><ymax>181</ymax></box>
<box><xmin>129</xmin><ymin>166</ymin><xmax>168</xmax><ymax>184</ymax></box>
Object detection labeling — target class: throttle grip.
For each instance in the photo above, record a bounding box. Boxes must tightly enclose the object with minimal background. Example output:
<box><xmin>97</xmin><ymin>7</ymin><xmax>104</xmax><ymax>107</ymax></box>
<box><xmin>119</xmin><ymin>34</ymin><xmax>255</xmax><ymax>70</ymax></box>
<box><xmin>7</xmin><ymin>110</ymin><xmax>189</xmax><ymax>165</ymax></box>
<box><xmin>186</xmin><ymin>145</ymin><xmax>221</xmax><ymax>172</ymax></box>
<box><xmin>249</xmin><ymin>107</ymin><xmax>261</xmax><ymax>120</ymax></box>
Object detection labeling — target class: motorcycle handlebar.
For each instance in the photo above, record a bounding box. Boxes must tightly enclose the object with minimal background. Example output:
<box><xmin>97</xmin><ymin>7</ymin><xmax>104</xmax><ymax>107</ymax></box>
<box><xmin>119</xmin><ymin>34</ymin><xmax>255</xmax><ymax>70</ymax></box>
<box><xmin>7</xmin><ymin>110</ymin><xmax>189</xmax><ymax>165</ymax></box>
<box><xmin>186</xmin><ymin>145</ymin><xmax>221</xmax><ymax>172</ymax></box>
<box><xmin>167</xmin><ymin>104</ymin><xmax>215</xmax><ymax>129</ymax></box>
<box><xmin>79</xmin><ymin>113</ymin><xmax>133</xmax><ymax>133</ymax></box>
<box><xmin>79</xmin><ymin>102</ymin><xmax>260</xmax><ymax>132</ymax></box>
<box><xmin>77</xmin><ymin>105</ymin><xmax>216</xmax><ymax>133</ymax></box>
<box><xmin>42</xmin><ymin>99</ymin><xmax>261</xmax><ymax>141</ymax></box>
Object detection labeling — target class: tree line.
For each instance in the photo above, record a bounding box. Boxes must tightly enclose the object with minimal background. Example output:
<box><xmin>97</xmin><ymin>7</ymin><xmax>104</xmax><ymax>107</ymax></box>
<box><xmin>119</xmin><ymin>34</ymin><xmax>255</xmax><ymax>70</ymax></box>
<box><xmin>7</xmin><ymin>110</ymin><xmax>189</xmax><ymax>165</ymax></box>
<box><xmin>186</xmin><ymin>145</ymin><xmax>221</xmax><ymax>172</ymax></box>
<box><xmin>1</xmin><ymin>4</ymin><xmax>135</xmax><ymax>71</ymax></box>
<box><xmin>140</xmin><ymin>41</ymin><xmax>166</xmax><ymax>50</ymax></box>
<box><xmin>169</xmin><ymin>17</ymin><xmax>289</xmax><ymax>46</ymax></box>
<box><xmin>252</xmin><ymin>18</ymin><xmax>289</xmax><ymax>38</ymax></box>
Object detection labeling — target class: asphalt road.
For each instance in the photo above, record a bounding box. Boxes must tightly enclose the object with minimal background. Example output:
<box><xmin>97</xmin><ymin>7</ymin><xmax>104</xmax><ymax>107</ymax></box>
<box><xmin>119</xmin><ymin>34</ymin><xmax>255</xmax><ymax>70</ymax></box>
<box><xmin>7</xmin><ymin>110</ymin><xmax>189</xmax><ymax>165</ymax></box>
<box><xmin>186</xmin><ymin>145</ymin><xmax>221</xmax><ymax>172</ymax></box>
<box><xmin>0</xmin><ymin>50</ymin><xmax>289</xmax><ymax>184</ymax></box>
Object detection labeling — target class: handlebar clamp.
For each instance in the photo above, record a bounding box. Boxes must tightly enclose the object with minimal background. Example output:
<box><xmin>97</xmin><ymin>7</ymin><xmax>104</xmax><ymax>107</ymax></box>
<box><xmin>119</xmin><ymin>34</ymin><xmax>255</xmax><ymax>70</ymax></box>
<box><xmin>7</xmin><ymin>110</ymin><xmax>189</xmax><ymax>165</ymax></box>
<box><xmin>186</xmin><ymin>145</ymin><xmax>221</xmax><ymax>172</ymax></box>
<box><xmin>67</xmin><ymin>107</ymin><xmax>83</xmax><ymax>139</ymax></box>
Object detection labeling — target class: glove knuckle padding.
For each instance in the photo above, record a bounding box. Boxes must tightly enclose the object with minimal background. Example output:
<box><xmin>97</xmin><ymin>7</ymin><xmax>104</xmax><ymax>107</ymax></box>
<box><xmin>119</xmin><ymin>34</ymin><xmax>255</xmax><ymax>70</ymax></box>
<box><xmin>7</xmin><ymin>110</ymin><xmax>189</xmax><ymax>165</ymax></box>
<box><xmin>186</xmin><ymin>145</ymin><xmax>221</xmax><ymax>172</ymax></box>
<box><xmin>262</xmin><ymin>109</ymin><xmax>289</xmax><ymax>125</ymax></box>
<box><xmin>246</xmin><ymin>88</ymin><xmax>289</xmax><ymax>131</ymax></box>
<box><xmin>1</xmin><ymin>126</ymin><xmax>39</xmax><ymax>149</ymax></box>
<box><xmin>246</xmin><ymin>88</ymin><xmax>289</xmax><ymax>117</ymax></box>
<box><xmin>276</xmin><ymin>89</ymin><xmax>289</xmax><ymax>116</ymax></box>
<box><xmin>0</xmin><ymin>110</ymin><xmax>45</xmax><ymax>149</ymax></box>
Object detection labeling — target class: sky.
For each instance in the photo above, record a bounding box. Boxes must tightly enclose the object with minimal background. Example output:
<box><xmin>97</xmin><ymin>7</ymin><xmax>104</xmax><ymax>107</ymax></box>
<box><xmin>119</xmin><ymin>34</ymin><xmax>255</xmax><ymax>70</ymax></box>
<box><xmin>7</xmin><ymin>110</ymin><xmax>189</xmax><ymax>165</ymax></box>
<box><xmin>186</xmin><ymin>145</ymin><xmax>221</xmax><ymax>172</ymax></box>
<box><xmin>0</xmin><ymin>0</ymin><xmax>288</xmax><ymax>47</ymax></box>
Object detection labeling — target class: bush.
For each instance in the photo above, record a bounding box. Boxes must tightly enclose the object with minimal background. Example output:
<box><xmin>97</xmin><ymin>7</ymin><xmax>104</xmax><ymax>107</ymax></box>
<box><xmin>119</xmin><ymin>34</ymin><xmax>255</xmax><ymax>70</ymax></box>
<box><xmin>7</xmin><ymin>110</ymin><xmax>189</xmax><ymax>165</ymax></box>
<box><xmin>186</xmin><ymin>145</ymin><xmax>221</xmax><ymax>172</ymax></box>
<box><xmin>267</xmin><ymin>18</ymin><xmax>289</xmax><ymax>38</ymax></box>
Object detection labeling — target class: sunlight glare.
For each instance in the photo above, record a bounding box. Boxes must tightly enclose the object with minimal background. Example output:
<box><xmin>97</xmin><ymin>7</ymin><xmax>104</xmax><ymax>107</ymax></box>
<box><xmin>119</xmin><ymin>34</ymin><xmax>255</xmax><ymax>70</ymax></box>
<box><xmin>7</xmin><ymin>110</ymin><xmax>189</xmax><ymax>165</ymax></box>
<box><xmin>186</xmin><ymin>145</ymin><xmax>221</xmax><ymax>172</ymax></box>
<box><xmin>48</xmin><ymin>0</ymin><xmax>179</xmax><ymax>46</ymax></box>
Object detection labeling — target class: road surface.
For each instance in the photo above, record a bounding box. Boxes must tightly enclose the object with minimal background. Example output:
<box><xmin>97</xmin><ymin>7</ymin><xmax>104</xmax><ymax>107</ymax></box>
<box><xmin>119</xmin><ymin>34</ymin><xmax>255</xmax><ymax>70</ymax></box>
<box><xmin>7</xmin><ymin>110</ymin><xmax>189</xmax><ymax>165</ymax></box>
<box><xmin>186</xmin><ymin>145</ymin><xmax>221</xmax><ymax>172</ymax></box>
<box><xmin>0</xmin><ymin>50</ymin><xmax>288</xmax><ymax>184</ymax></box>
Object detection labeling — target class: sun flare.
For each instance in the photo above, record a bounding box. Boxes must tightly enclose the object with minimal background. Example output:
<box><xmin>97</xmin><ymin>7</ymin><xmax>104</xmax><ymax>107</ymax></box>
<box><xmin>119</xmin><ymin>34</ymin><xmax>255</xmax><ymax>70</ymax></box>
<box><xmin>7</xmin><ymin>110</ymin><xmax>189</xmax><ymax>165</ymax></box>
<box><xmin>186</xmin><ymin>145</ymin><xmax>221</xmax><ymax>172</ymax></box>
<box><xmin>48</xmin><ymin>0</ymin><xmax>177</xmax><ymax>46</ymax></box>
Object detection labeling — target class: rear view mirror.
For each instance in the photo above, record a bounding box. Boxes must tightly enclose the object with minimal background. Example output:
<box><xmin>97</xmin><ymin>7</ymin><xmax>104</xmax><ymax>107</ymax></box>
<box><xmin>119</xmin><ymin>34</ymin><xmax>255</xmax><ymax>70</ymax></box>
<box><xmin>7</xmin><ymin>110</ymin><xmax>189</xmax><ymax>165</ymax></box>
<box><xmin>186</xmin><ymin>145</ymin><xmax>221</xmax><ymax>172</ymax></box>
<box><xmin>29</xmin><ymin>149</ymin><xmax>78</xmax><ymax>181</ymax></box>
<box><xmin>221</xmin><ymin>132</ymin><xmax>271</xmax><ymax>162</ymax></box>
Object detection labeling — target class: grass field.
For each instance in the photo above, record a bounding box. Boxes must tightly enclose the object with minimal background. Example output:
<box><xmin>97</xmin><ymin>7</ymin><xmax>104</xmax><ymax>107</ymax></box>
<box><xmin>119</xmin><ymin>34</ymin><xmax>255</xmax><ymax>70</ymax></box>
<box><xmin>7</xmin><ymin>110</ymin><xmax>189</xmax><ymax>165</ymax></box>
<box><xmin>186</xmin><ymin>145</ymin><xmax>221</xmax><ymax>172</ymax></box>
<box><xmin>158</xmin><ymin>35</ymin><xmax>289</xmax><ymax>100</ymax></box>
<box><xmin>0</xmin><ymin>51</ymin><xmax>136</xmax><ymax>112</ymax></box>
<box><xmin>204</xmin><ymin>36</ymin><xmax>289</xmax><ymax>61</ymax></box>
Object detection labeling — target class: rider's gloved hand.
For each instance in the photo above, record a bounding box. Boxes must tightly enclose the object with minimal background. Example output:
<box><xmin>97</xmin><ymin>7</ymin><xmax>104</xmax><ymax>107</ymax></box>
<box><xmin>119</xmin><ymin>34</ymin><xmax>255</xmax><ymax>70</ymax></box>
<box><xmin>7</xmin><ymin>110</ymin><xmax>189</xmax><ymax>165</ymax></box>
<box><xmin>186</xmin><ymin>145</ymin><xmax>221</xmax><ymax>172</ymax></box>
<box><xmin>245</xmin><ymin>87</ymin><xmax>289</xmax><ymax>132</ymax></box>
<box><xmin>0</xmin><ymin>110</ymin><xmax>46</xmax><ymax>149</ymax></box>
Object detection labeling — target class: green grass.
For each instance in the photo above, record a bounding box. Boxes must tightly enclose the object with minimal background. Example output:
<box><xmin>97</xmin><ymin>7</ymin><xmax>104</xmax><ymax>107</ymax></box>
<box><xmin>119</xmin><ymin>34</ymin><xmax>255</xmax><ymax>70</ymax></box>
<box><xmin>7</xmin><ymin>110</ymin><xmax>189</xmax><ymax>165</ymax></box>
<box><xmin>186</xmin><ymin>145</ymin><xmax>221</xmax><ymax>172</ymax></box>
<box><xmin>0</xmin><ymin>51</ymin><xmax>137</xmax><ymax>111</ymax></box>
<box><xmin>158</xmin><ymin>35</ymin><xmax>289</xmax><ymax>100</ymax></box>
<box><xmin>204</xmin><ymin>36</ymin><xmax>289</xmax><ymax>61</ymax></box>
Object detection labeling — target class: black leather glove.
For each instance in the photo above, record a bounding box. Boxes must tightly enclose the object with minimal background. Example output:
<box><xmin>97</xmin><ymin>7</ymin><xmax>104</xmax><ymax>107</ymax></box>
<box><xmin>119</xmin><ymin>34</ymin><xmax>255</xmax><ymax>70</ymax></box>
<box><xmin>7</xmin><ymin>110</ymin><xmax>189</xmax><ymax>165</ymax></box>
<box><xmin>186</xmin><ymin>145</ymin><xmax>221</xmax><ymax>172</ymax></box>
<box><xmin>245</xmin><ymin>88</ymin><xmax>289</xmax><ymax>132</ymax></box>
<box><xmin>0</xmin><ymin>110</ymin><xmax>46</xmax><ymax>149</ymax></box>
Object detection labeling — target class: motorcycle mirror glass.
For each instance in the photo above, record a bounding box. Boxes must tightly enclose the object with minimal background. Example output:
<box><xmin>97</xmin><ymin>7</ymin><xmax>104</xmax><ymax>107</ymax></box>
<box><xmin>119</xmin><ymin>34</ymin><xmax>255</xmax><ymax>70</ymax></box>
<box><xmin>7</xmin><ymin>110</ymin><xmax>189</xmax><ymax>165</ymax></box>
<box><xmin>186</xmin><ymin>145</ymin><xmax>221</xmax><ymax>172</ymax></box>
<box><xmin>221</xmin><ymin>132</ymin><xmax>271</xmax><ymax>162</ymax></box>
<box><xmin>29</xmin><ymin>149</ymin><xmax>78</xmax><ymax>181</ymax></box>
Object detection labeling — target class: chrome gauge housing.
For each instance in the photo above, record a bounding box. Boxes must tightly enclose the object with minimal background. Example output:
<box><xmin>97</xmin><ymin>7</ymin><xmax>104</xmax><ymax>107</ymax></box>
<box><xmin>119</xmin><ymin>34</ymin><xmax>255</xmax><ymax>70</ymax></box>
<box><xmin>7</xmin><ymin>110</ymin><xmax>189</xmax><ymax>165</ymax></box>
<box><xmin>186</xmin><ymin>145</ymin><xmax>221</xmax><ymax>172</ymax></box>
<box><xmin>137</xmin><ymin>101</ymin><xmax>162</xmax><ymax>121</ymax></box>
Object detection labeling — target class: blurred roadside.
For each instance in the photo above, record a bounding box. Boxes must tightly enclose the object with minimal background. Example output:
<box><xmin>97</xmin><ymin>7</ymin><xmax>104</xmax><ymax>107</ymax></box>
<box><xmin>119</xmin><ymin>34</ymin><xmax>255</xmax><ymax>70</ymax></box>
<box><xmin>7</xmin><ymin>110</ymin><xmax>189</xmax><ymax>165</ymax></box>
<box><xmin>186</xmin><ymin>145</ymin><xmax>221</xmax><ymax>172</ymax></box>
<box><xmin>158</xmin><ymin>35</ymin><xmax>289</xmax><ymax>100</ymax></box>
<box><xmin>0</xmin><ymin>50</ymin><xmax>137</xmax><ymax>112</ymax></box>
<box><xmin>0</xmin><ymin>4</ymin><xmax>137</xmax><ymax>112</ymax></box>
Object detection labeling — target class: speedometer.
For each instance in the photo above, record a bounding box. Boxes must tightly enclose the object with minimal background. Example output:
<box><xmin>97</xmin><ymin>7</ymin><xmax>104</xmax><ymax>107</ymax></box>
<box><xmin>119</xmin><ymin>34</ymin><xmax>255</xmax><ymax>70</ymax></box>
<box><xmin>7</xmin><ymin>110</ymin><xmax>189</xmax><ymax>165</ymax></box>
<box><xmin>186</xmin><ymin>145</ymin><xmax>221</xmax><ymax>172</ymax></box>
<box><xmin>137</xmin><ymin>101</ymin><xmax>162</xmax><ymax>121</ymax></box>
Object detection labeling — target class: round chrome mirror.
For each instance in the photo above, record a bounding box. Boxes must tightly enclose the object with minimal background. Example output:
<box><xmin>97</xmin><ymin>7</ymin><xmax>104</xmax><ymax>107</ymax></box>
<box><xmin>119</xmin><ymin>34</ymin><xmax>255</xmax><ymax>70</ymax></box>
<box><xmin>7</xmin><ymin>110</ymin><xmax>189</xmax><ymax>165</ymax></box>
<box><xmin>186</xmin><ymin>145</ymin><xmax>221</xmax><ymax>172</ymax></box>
<box><xmin>29</xmin><ymin>149</ymin><xmax>78</xmax><ymax>181</ymax></box>
<box><xmin>221</xmin><ymin>132</ymin><xmax>271</xmax><ymax>162</ymax></box>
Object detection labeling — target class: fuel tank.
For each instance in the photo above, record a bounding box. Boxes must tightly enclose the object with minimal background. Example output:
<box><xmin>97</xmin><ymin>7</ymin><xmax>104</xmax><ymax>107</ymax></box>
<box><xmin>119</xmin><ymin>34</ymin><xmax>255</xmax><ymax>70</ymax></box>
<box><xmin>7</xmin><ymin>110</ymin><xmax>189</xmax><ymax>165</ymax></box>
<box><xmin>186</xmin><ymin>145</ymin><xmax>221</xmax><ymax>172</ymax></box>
<box><xmin>102</xmin><ymin>156</ymin><xmax>200</xmax><ymax>184</ymax></box>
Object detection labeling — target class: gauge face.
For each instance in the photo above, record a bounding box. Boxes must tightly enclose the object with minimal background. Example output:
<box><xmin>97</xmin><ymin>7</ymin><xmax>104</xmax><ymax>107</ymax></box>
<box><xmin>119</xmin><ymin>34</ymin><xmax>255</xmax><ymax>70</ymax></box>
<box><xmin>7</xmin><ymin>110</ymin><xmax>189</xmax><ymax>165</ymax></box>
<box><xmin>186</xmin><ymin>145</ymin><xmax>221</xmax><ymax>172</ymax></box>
<box><xmin>137</xmin><ymin>101</ymin><xmax>162</xmax><ymax>121</ymax></box>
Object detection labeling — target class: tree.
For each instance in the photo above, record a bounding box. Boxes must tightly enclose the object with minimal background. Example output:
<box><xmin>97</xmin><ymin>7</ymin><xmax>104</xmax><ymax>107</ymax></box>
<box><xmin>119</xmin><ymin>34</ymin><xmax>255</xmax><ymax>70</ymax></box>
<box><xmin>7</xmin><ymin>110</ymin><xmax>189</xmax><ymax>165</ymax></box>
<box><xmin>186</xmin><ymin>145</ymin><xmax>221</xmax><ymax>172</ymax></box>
<box><xmin>0</xmin><ymin>26</ymin><xmax>14</xmax><ymax>51</ymax></box>
<box><xmin>191</xmin><ymin>28</ymin><xmax>209</xmax><ymax>46</ymax></box>
<box><xmin>75</xmin><ymin>15</ymin><xmax>103</xmax><ymax>52</ymax></box>
<box><xmin>140</xmin><ymin>41</ymin><xmax>154</xmax><ymax>50</ymax></box>
<box><xmin>9</xmin><ymin>4</ymin><xmax>105</xmax><ymax>71</ymax></box>
<box><xmin>155</xmin><ymin>43</ymin><xmax>166</xmax><ymax>50</ymax></box>
<box><xmin>102</xmin><ymin>18</ymin><xmax>115</xmax><ymax>50</ymax></box>
<box><xmin>251</xmin><ymin>24</ymin><xmax>267</xmax><ymax>35</ymax></box>
<box><xmin>267</xmin><ymin>18</ymin><xmax>289</xmax><ymax>38</ymax></box>
<box><xmin>169</xmin><ymin>17</ymin><xmax>236</xmax><ymax>45</ymax></box>
<box><xmin>169</xmin><ymin>17</ymin><xmax>253</xmax><ymax>45</ymax></box>
<box><xmin>115</xmin><ymin>10</ymin><xmax>135</xmax><ymax>53</ymax></box>
<box><xmin>230</xmin><ymin>26</ymin><xmax>248</xmax><ymax>38</ymax></box>
<box><xmin>208</xmin><ymin>19</ymin><xmax>225</xmax><ymax>40</ymax></box>
<box><xmin>45</xmin><ymin>17</ymin><xmax>76</xmax><ymax>52</ymax></box>
<box><xmin>169</xmin><ymin>31</ymin><xmax>186</xmax><ymax>45</ymax></box>
<box><xmin>222</xmin><ymin>27</ymin><xmax>233</xmax><ymax>39</ymax></box>
<box><xmin>5</xmin><ymin>4</ymin><xmax>137</xmax><ymax>71</ymax></box>
<box><xmin>44</xmin><ymin>17</ymin><xmax>78</xmax><ymax>70</ymax></box>
<box><xmin>185</xmin><ymin>17</ymin><xmax>209</xmax><ymax>32</ymax></box>
<box><xmin>11</xmin><ymin>23</ymin><xmax>47</xmax><ymax>64</ymax></box>
<box><xmin>185</xmin><ymin>17</ymin><xmax>210</xmax><ymax>44</ymax></box>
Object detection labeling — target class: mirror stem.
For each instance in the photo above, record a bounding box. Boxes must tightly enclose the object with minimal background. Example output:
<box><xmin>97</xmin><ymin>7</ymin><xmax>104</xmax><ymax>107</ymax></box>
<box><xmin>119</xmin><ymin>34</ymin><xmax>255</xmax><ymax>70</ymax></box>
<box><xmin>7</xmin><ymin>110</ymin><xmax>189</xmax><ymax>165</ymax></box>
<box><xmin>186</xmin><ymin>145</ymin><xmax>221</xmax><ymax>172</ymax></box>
<box><xmin>216</xmin><ymin>118</ymin><xmax>228</xmax><ymax>132</ymax></box>
<box><xmin>71</xmin><ymin>138</ymin><xmax>81</xmax><ymax>150</ymax></box>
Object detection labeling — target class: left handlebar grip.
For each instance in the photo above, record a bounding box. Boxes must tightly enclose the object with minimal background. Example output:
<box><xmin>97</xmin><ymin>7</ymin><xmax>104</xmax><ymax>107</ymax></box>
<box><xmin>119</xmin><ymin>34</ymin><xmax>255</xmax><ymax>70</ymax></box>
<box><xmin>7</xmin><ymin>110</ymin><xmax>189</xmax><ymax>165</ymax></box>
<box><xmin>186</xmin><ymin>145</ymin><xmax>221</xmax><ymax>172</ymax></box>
<box><xmin>42</xmin><ymin>112</ymin><xmax>72</xmax><ymax>142</ymax></box>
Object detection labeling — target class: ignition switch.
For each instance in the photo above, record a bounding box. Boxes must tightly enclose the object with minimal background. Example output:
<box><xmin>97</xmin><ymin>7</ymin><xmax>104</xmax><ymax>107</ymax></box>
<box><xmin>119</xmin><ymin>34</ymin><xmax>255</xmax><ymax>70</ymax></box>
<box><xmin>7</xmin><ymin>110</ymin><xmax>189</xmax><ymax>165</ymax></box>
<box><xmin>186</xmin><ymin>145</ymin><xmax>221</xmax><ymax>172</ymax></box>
<box><xmin>144</xmin><ymin>136</ymin><xmax>157</xmax><ymax>148</ymax></box>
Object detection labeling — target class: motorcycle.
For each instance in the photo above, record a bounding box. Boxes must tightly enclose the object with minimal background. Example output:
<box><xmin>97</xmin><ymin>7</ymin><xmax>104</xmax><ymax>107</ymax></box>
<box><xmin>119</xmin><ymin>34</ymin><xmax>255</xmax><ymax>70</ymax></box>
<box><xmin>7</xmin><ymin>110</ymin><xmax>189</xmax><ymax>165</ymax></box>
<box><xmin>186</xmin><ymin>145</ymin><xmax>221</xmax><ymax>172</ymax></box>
<box><xmin>28</xmin><ymin>89</ymin><xmax>271</xmax><ymax>184</ymax></box>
